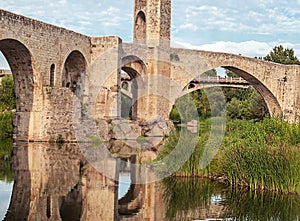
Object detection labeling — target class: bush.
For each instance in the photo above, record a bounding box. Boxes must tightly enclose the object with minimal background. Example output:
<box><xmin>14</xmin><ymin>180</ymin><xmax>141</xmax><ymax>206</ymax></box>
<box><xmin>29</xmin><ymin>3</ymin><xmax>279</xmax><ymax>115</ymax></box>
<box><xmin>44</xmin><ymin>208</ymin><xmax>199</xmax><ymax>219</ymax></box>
<box><xmin>0</xmin><ymin>111</ymin><xmax>14</xmax><ymax>136</ymax></box>
<box><xmin>158</xmin><ymin>117</ymin><xmax>300</xmax><ymax>194</ymax></box>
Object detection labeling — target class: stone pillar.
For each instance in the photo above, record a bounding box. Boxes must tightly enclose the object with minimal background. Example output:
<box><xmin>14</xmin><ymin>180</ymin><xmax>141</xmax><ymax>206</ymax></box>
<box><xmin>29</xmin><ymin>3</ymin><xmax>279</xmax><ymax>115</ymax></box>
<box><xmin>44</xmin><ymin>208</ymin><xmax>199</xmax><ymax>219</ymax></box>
<box><xmin>90</xmin><ymin>37</ymin><xmax>122</xmax><ymax>120</ymax></box>
<box><xmin>136</xmin><ymin>47</ymin><xmax>172</xmax><ymax>120</ymax></box>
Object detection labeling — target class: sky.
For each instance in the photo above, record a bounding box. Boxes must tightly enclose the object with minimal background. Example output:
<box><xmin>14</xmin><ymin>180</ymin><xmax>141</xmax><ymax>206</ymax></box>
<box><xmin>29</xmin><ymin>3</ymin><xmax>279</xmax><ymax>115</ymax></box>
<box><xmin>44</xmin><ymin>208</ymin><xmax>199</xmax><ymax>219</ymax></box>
<box><xmin>0</xmin><ymin>0</ymin><xmax>300</xmax><ymax>69</ymax></box>
<box><xmin>0</xmin><ymin>181</ymin><xmax>13</xmax><ymax>220</ymax></box>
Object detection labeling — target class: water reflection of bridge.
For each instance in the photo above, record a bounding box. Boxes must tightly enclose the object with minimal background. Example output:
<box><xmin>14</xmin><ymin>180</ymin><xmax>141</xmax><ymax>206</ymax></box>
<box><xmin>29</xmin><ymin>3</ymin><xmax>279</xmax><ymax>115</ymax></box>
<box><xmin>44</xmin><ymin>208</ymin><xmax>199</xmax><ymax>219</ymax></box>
<box><xmin>4</xmin><ymin>142</ymin><xmax>226</xmax><ymax>221</ymax></box>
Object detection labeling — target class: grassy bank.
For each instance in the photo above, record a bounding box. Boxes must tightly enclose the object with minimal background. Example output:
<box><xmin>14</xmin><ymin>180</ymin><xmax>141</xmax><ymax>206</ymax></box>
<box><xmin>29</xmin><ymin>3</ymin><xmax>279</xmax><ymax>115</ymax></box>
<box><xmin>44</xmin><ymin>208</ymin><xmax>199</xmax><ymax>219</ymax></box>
<box><xmin>162</xmin><ymin>177</ymin><xmax>300</xmax><ymax>221</ymax></box>
<box><xmin>158</xmin><ymin>117</ymin><xmax>300</xmax><ymax>194</ymax></box>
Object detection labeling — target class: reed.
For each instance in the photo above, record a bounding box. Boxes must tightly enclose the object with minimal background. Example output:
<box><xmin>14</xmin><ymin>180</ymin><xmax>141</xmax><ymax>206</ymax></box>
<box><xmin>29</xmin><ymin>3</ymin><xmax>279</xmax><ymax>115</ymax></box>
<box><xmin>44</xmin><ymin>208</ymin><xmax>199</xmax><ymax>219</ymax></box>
<box><xmin>158</xmin><ymin>117</ymin><xmax>300</xmax><ymax>194</ymax></box>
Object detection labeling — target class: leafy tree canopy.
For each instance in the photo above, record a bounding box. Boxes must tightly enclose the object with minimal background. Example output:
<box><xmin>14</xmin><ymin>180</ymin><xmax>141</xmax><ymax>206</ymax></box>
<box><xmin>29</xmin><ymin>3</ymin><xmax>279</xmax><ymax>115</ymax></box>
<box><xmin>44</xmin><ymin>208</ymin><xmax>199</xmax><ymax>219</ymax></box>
<box><xmin>0</xmin><ymin>75</ymin><xmax>16</xmax><ymax>112</ymax></box>
<box><xmin>263</xmin><ymin>45</ymin><xmax>300</xmax><ymax>65</ymax></box>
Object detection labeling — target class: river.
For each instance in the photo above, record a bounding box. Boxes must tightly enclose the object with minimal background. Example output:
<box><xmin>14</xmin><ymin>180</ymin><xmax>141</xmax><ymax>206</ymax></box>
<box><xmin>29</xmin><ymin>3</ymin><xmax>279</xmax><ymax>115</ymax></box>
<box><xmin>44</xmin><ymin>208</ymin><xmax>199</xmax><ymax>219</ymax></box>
<box><xmin>0</xmin><ymin>141</ymin><xmax>300</xmax><ymax>220</ymax></box>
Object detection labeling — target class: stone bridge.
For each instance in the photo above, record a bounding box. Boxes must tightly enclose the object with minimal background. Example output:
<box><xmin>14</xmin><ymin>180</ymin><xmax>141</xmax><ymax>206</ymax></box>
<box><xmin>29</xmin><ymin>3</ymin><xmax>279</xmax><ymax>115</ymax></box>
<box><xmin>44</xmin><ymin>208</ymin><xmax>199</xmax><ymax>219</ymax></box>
<box><xmin>0</xmin><ymin>0</ymin><xmax>300</xmax><ymax>142</ymax></box>
<box><xmin>121</xmin><ymin>75</ymin><xmax>249</xmax><ymax>99</ymax></box>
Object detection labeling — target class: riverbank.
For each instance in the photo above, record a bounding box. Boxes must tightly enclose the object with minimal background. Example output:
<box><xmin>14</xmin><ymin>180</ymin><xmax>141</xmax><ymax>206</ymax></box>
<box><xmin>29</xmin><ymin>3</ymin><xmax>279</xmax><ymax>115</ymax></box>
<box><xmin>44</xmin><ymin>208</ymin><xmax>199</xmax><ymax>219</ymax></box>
<box><xmin>158</xmin><ymin>117</ymin><xmax>300</xmax><ymax>194</ymax></box>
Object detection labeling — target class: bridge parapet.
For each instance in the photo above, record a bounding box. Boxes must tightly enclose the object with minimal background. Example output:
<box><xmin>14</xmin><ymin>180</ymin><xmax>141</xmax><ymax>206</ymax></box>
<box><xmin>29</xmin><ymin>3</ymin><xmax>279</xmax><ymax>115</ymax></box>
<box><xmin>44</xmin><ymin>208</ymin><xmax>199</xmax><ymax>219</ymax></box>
<box><xmin>0</xmin><ymin>69</ymin><xmax>11</xmax><ymax>77</ymax></box>
<box><xmin>194</xmin><ymin>76</ymin><xmax>248</xmax><ymax>84</ymax></box>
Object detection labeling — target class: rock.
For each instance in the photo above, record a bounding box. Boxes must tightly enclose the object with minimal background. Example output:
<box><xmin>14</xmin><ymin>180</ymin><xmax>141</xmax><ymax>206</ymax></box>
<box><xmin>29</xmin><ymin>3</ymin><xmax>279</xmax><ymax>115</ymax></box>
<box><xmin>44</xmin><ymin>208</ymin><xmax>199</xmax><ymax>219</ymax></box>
<box><xmin>138</xmin><ymin>151</ymin><xmax>157</xmax><ymax>163</ymax></box>
<box><xmin>111</xmin><ymin>119</ymin><xmax>141</xmax><ymax>140</ymax></box>
<box><xmin>142</xmin><ymin>117</ymin><xmax>174</xmax><ymax>138</ymax></box>
<box><xmin>96</xmin><ymin>119</ymin><xmax>111</xmax><ymax>141</ymax></box>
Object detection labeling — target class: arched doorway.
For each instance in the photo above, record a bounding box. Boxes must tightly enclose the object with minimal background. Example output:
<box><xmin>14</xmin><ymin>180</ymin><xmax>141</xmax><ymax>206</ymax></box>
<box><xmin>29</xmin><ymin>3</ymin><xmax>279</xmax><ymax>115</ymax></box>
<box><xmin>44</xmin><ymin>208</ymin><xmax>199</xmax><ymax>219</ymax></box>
<box><xmin>121</xmin><ymin>56</ymin><xmax>147</xmax><ymax>120</ymax></box>
<box><xmin>134</xmin><ymin>11</ymin><xmax>146</xmax><ymax>43</ymax></box>
<box><xmin>62</xmin><ymin>50</ymin><xmax>87</xmax><ymax>96</ymax></box>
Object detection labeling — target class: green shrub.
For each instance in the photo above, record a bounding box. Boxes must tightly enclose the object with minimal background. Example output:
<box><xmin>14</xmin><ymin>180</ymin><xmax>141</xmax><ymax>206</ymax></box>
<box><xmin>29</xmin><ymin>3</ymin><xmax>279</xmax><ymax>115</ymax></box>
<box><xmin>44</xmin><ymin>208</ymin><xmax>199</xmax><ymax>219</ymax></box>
<box><xmin>158</xmin><ymin>117</ymin><xmax>300</xmax><ymax>194</ymax></box>
<box><xmin>0</xmin><ymin>111</ymin><xmax>14</xmax><ymax>136</ymax></box>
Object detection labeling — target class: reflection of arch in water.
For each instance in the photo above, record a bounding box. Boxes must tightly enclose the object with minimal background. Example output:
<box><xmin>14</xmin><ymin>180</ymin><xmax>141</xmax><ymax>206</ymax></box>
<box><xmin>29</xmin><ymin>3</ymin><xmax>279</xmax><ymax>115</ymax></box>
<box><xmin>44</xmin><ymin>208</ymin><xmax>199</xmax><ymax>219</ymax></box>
<box><xmin>118</xmin><ymin>183</ymin><xmax>145</xmax><ymax>215</ymax></box>
<box><xmin>118</xmin><ymin>155</ymin><xmax>145</xmax><ymax>216</ymax></box>
<box><xmin>59</xmin><ymin>184</ymin><xmax>83</xmax><ymax>220</ymax></box>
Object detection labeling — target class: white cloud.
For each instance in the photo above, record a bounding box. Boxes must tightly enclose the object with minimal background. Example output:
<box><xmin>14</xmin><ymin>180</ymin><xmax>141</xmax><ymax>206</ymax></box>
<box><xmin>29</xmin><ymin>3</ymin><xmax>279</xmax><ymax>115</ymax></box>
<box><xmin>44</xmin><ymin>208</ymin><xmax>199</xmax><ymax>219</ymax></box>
<box><xmin>0</xmin><ymin>0</ymin><xmax>299</xmax><ymax>59</ymax></box>
<box><xmin>179</xmin><ymin>23</ymin><xmax>198</xmax><ymax>31</ymax></box>
<box><xmin>173</xmin><ymin>1</ymin><xmax>300</xmax><ymax>35</ymax></box>
<box><xmin>172</xmin><ymin>40</ymin><xmax>300</xmax><ymax>58</ymax></box>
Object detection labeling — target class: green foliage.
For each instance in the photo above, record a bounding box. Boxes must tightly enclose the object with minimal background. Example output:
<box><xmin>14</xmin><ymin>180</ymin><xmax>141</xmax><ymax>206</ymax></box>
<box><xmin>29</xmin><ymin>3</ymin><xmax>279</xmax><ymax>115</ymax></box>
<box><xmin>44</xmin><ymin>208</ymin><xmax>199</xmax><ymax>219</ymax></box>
<box><xmin>0</xmin><ymin>111</ymin><xmax>14</xmax><ymax>136</ymax></box>
<box><xmin>225</xmin><ymin>69</ymin><xmax>238</xmax><ymax>77</ymax></box>
<box><xmin>226</xmin><ymin>87</ymin><xmax>268</xmax><ymax>121</ymax></box>
<box><xmin>162</xmin><ymin>177</ymin><xmax>300</xmax><ymax>221</ymax></box>
<box><xmin>56</xmin><ymin>134</ymin><xmax>65</xmax><ymax>149</ymax></box>
<box><xmin>219</xmin><ymin>118</ymin><xmax>300</xmax><ymax>193</ymax></box>
<box><xmin>0</xmin><ymin>75</ymin><xmax>16</xmax><ymax>112</ymax></box>
<box><xmin>263</xmin><ymin>45</ymin><xmax>300</xmax><ymax>65</ymax></box>
<box><xmin>169</xmin><ymin>93</ymin><xmax>200</xmax><ymax>123</ymax></box>
<box><xmin>88</xmin><ymin>135</ymin><xmax>103</xmax><ymax>148</ymax></box>
<box><xmin>159</xmin><ymin>117</ymin><xmax>300</xmax><ymax>194</ymax></box>
<box><xmin>223</xmin><ymin>188</ymin><xmax>300</xmax><ymax>220</ymax></box>
<box><xmin>202</xmin><ymin>69</ymin><xmax>217</xmax><ymax>77</ymax></box>
<box><xmin>170</xmin><ymin>87</ymin><xmax>225</xmax><ymax>122</ymax></box>
<box><xmin>163</xmin><ymin>177</ymin><xmax>224</xmax><ymax>219</ymax></box>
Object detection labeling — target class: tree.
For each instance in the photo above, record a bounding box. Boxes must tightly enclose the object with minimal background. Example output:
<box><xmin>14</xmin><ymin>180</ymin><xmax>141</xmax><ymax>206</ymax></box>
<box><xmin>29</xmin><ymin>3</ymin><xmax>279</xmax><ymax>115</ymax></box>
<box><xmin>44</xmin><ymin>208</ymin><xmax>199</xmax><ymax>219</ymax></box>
<box><xmin>202</xmin><ymin>69</ymin><xmax>217</xmax><ymax>77</ymax></box>
<box><xmin>226</xmin><ymin>87</ymin><xmax>268</xmax><ymax>121</ymax></box>
<box><xmin>225</xmin><ymin>69</ymin><xmax>238</xmax><ymax>78</ymax></box>
<box><xmin>264</xmin><ymin>45</ymin><xmax>300</xmax><ymax>65</ymax></box>
<box><xmin>0</xmin><ymin>75</ymin><xmax>16</xmax><ymax>112</ymax></box>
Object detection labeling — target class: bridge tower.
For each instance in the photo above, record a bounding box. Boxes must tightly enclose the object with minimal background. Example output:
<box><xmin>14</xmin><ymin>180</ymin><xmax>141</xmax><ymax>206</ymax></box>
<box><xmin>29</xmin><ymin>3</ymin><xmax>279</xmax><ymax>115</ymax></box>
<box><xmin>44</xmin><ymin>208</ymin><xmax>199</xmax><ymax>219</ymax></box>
<box><xmin>129</xmin><ymin>0</ymin><xmax>173</xmax><ymax>120</ymax></box>
<box><xmin>133</xmin><ymin>0</ymin><xmax>171</xmax><ymax>47</ymax></box>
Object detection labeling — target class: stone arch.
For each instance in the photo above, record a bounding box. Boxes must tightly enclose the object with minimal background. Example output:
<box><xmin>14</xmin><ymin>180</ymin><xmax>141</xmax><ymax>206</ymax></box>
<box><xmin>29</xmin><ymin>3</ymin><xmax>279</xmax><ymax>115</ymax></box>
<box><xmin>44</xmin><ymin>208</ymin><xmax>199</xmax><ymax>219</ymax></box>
<box><xmin>223</xmin><ymin>66</ymin><xmax>282</xmax><ymax>116</ymax></box>
<box><xmin>134</xmin><ymin>11</ymin><xmax>147</xmax><ymax>43</ymax></box>
<box><xmin>62</xmin><ymin>50</ymin><xmax>87</xmax><ymax>95</ymax></box>
<box><xmin>180</xmin><ymin>66</ymin><xmax>282</xmax><ymax>117</ymax></box>
<box><xmin>121</xmin><ymin>55</ymin><xmax>147</xmax><ymax>120</ymax></box>
<box><xmin>0</xmin><ymin>39</ymin><xmax>35</xmax><ymax>140</ymax></box>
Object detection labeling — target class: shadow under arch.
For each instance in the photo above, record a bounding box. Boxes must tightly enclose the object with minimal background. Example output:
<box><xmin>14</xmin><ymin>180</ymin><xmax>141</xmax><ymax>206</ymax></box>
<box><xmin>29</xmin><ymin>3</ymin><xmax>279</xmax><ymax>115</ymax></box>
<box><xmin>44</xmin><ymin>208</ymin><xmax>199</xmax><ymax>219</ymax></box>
<box><xmin>62</xmin><ymin>50</ymin><xmax>87</xmax><ymax>96</ymax></box>
<box><xmin>0</xmin><ymin>38</ymin><xmax>35</xmax><ymax>141</ymax></box>
<box><xmin>121</xmin><ymin>55</ymin><xmax>147</xmax><ymax>120</ymax></box>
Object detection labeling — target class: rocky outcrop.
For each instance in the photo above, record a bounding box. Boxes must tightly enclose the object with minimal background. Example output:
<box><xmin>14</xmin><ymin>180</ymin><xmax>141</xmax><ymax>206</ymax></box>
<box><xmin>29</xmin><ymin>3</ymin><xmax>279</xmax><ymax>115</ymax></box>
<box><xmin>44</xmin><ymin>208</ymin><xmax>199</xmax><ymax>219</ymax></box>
<box><xmin>95</xmin><ymin>117</ymin><xmax>174</xmax><ymax>159</ymax></box>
